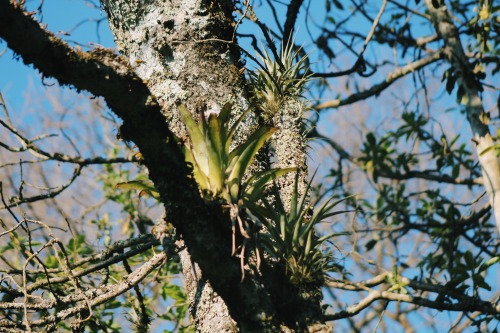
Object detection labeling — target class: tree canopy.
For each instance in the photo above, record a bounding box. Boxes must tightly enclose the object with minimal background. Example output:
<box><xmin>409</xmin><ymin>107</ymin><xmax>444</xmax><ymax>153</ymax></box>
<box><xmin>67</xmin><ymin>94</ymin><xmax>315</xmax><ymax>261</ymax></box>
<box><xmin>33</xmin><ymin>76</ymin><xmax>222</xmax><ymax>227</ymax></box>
<box><xmin>0</xmin><ymin>0</ymin><xmax>499</xmax><ymax>332</ymax></box>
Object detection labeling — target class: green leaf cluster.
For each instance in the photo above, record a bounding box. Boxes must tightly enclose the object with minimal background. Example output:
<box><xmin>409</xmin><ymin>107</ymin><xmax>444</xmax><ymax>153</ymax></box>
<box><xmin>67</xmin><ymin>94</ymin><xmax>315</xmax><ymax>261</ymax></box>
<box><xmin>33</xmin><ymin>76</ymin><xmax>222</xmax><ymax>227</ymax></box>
<box><xmin>248</xmin><ymin>173</ymin><xmax>350</xmax><ymax>286</ymax></box>
<box><xmin>115</xmin><ymin>103</ymin><xmax>348</xmax><ymax>286</ymax></box>
<box><xmin>178</xmin><ymin>102</ymin><xmax>285</xmax><ymax>204</ymax></box>
<box><xmin>249</xmin><ymin>38</ymin><xmax>312</xmax><ymax>119</ymax></box>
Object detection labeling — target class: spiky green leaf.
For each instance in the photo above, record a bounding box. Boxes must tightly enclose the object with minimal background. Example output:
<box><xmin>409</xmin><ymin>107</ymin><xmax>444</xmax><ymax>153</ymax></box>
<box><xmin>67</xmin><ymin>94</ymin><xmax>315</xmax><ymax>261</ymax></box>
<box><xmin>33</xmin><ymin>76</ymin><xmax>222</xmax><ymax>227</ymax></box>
<box><xmin>227</xmin><ymin>126</ymin><xmax>277</xmax><ymax>201</ymax></box>
<box><xmin>115</xmin><ymin>180</ymin><xmax>160</xmax><ymax>199</ymax></box>
<box><xmin>178</xmin><ymin>104</ymin><xmax>210</xmax><ymax>176</ymax></box>
<box><xmin>243</xmin><ymin>167</ymin><xmax>297</xmax><ymax>203</ymax></box>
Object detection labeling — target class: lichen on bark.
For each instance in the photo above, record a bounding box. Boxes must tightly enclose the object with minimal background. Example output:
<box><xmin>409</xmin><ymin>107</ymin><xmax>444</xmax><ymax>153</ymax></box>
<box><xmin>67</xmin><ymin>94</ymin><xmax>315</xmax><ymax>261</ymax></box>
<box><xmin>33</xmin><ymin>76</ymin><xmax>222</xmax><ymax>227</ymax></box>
<box><xmin>99</xmin><ymin>0</ymin><xmax>328</xmax><ymax>331</ymax></box>
<box><xmin>101</xmin><ymin>0</ymin><xmax>248</xmax><ymax>331</ymax></box>
<box><xmin>270</xmin><ymin>97</ymin><xmax>309</xmax><ymax>210</ymax></box>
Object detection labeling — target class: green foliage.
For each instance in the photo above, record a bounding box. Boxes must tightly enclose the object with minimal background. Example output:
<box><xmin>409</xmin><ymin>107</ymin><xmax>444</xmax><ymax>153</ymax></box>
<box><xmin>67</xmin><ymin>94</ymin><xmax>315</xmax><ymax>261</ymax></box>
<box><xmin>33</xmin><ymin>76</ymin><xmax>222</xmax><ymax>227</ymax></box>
<box><xmin>249</xmin><ymin>173</ymin><xmax>349</xmax><ymax>286</ymax></box>
<box><xmin>335</xmin><ymin>108</ymin><xmax>499</xmax><ymax>302</ymax></box>
<box><xmin>359</xmin><ymin>112</ymin><xmax>478</xmax><ymax>183</ymax></box>
<box><xmin>178</xmin><ymin>102</ymin><xmax>287</xmax><ymax>204</ymax></box>
<box><xmin>248</xmin><ymin>38</ymin><xmax>312</xmax><ymax>119</ymax></box>
<box><xmin>178</xmin><ymin>102</ymin><xmax>296</xmax><ymax>256</ymax></box>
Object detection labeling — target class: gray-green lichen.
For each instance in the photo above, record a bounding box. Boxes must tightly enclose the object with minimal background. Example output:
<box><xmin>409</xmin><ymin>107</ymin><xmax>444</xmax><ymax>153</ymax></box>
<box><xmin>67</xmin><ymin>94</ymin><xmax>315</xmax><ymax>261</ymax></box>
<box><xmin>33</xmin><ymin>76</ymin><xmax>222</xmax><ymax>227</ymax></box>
<box><xmin>101</xmin><ymin>1</ymin><xmax>247</xmax><ymax>330</ymax></box>
<box><xmin>271</xmin><ymin>97</ymin><xmax>309</xmax><ymax>211</ymax></box>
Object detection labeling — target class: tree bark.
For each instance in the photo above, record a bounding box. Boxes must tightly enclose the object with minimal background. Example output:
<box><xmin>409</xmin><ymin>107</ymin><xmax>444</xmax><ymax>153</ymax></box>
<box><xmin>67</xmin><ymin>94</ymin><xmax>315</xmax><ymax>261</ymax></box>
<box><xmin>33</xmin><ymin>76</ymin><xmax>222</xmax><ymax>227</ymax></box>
<box><xmin>99</xmin><ymin>0</ymin><xmax>328</xmax><ymax>331</ymax></box>
<box><xmin>100</xmin><ymin>0</ymin><xmax>249</xmax><ymax>330</ymax></box>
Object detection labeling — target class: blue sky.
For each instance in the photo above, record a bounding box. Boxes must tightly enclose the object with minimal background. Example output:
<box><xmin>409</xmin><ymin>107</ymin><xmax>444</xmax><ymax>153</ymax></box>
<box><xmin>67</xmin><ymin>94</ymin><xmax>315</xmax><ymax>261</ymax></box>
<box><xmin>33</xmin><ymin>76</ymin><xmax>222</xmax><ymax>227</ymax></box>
<box><xmin>0</xmin><ymin>0</ymin><xmax>114</xmax><ymax>111</ymax></box>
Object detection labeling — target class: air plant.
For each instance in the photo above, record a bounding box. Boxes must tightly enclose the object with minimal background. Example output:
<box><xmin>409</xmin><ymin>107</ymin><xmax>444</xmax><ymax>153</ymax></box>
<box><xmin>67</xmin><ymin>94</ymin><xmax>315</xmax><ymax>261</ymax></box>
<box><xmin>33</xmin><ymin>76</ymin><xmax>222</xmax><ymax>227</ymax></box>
<box><xmin>248</xmin><ymin>38</ymin><xmax>313</xmax><ymax>119</ymax></box>
<box><xmin>177</xmin><ymin>102</ymin><xmax>295</xmax><ymax>257</ymax></box>
<box><xmin>248</xmin><ymin>172</ymin><xmax>352</xmax><ymax>286</ymax></box>
<box><xmin>116</xmin><ymin>102</ymin><xmax>294</xmax><ymax>253</ymax></box>
<box><xmin>179</xmin><ymin>103</ymin><xmax>273</xmax><ymax>203</ymax></box>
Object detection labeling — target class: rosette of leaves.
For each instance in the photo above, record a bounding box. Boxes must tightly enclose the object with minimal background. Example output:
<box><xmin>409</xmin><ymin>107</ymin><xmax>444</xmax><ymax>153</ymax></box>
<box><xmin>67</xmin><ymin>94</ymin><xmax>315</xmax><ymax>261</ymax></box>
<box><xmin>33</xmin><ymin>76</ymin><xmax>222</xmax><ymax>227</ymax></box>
<box><xmin>248</xmin><ymin>173</ymin><xmax>351</xmax><ymax>286</ymax></box>
<box><xmin>248</xmin><ymin>38</ymin><xmax>312</xmax><ymax>119</ymax></box>
<box><xmin>117</xmin><ymin>103</ymin><xmax>293</xmax><ymax>205</ymax></box>
<box><xmin>178</xmin><ymin>102</ymin><xmax>294</xmax><ymax>254</ymax></box>
<box><xmin>177</xmin><ymin>103</ymin><xmax>295</xmax><ymax>203</ymax></box>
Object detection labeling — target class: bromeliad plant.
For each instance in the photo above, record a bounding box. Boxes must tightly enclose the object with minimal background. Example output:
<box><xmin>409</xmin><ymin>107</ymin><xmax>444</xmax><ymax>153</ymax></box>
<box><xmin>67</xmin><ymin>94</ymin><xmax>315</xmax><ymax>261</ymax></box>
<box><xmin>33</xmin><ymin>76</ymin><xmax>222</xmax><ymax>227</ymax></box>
<box><xmin>179</xmin><ymin>103</ymin><xmax>269</xmax><ymax>203</ymax></box>
<box><xmin>248</xmin><ymin>172</ymin><xmax>351</xmax><ymax>286</ymax></box>
<box><xmin>248</xmin><ymin>38</ymin><xmax>312</xmax><ymax>119</ymax></box>
<box><xmin>177</xmin><ymin>102</ymin><xmax>294</xmax><ymax>255</ymax></box>
<box><xmin>116</xmin><ymin>102</ymin><xmax>294</xmax><ymax>260</ymax></box>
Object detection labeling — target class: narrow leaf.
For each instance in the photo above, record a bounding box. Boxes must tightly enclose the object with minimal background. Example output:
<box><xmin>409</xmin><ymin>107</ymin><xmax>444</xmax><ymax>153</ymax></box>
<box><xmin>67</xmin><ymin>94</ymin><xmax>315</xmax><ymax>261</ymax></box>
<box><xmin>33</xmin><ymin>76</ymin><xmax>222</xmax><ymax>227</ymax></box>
<box><xmin>243</xmin><ymin>167</ymin><xmax>297</xmax><ymax>203</ymax></box>
<box><xmin>116</xmin><ymin>180</ymin><xmax>160</xmax><ymax>199</ymax></box>
<box><xmin>226</xmin><ymin>107</ymin><xmax>252</xmax><ymax>152</ymax></box>
<box><xmin>178</xmin><ymin>104</ymin><xmax>210</xmax><ymax>176</ymax></box>
<box><xmin>227</xmin><ymin>126</ymin><xmax>277</xmax><ymax>200</ymax></box>
<box><xmin>290</xmin><ymin>171</ymin><xmax>299</xmax><ymax>221</ymax></box>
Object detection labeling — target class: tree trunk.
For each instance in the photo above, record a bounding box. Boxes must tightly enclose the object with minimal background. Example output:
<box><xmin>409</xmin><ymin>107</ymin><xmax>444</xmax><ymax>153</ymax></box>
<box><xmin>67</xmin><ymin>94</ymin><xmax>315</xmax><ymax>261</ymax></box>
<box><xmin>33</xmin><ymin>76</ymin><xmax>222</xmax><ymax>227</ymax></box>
<box><xmin>100</xmin><ymin>0</ymin><xmax>249</xmax><ymax>331</ymax></box>
<box><xmin>0</xmin><ymin>0</ymin><xmax>329</xmax><ymax>329</ymax></box>
<box><xmin>100</xmin><ymin>0</ymin><xmax>327</xmax><ymax>331</ymax></box>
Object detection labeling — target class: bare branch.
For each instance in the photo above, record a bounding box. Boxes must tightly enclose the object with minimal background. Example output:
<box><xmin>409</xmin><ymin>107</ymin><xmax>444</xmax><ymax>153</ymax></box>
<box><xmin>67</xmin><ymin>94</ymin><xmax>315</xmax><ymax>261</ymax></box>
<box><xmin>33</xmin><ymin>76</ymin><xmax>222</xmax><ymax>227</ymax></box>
<box><xmin>325</xmin><ymin>274</ymin><xmax>500</xmax><ymax>321</ymax></box>
<box><xmin>0</xmin><ymin>252</ymin><xmax>167</xmax><ymax>330</ymax></box>
<box><xmin>315</xmin><ymin>51</ymin><xmax>442</xmax><ymax>110</ymax></box>
<box><xmin>283</xmin><ymin>0</ymin><xmax>304</xmax><ymax>43</ymax></box>
<box><xmin>387</xmin><ymin>0</ymin><xmax>431</xmax><ymax>20</ymax></box>
<box><xmin>1</xmin><ymin>166</ymin><xmax>82</xmax><ymax>209</ymax></box>
<box><xmin>311</xmin><ymin>0</ymin><xmax>387</xmax><ymax>78</ymax></box>
<box><xmin>0</xmin><ymin>120</ymin><xmax>135</xmax><ymax>166</ymax></box>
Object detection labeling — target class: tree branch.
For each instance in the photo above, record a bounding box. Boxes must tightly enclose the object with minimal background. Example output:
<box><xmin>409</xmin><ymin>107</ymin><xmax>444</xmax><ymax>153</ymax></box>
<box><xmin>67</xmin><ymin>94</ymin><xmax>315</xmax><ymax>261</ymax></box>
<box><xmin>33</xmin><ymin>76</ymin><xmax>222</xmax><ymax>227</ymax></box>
<box><xmin>313</xmin><ymin>132</ymin><xmax>481</xmax><ymax>186</ymax></box>
<box><xmin>424</xmin><ymin>0</ymin><xmax>500</xmax><ymax>234</ymax></box>
<box><xmin>311</xmin><ymin>0</ymin><xmax>387</xmax><ymax>79</ymax></box>
<box><xmin>325</xmin><ymin>274</ymin><xmax>500</xmax><ymax>321</ymax></box>
<box><xmin>0</xmin><ymin>118</ymin><xmax>137</xmax><ymax>165</ymax></box>
<box><xmin>1</xmin><ymin>166</ymin><xmax>82</xmax><ymax>209</ymax></box>
<box><xmin>0</xmin><ymin>252</ymin><xmax>167</xmax><ymax>331</ymax></box>
<box><xmin>315</xmin><ymin>51</ymin><xmax>442</xmax><ymax>110</ymax></box>
<box><xmin>283</xmin><ymin>0</ymin><xmax>304</xmax><ymax>43</ymax></box>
